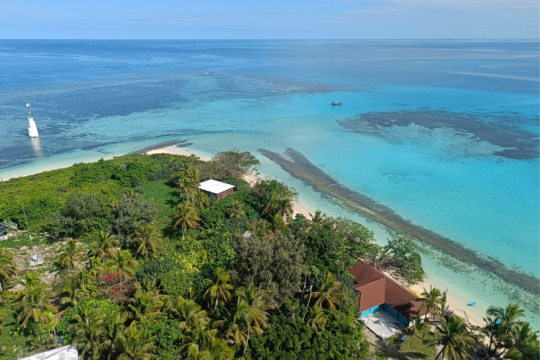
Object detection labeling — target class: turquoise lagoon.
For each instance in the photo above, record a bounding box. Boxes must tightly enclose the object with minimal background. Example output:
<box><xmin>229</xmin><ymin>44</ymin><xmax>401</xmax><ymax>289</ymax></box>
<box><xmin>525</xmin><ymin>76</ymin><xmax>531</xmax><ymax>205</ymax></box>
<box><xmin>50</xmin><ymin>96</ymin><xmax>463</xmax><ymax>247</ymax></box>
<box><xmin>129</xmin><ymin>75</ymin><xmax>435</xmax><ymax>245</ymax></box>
<box><xmin>0</xmin><ymin>40</ymin><xmax>538</xmax><ymax>326</ymax></box>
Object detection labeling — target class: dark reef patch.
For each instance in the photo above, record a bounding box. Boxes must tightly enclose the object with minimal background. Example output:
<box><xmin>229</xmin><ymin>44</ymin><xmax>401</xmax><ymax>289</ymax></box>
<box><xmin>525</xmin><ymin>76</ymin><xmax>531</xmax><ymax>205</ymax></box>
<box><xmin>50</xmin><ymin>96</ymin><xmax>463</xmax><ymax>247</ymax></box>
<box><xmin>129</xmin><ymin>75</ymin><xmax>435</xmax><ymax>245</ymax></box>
<box><xmin>338</xmin><ymin>110</ymin><xmax>539</xmax><ymax>159</ymax></box>
<box><xmin>259</xmin><ymin>148</ymin><xmax>540</xmax><ymax>295</ymax></box>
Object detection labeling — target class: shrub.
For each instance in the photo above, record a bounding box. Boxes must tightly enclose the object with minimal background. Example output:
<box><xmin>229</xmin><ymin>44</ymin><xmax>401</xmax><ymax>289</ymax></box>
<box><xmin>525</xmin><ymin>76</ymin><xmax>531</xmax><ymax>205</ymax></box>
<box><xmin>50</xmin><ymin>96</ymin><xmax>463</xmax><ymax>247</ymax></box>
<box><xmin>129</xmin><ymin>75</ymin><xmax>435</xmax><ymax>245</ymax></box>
<box><xmin>97</xmin><ymin>271</ymin><xmax>136</xmax><ymax>304</ymax></box>
<box><xmin>145</xmin><ymin>316</ymin><xmax>184</xmax><ymax>359</ymax></box>
<box><xmin>48</xmin><ymin>192</ymin><xmax>111</xmax><ymax>237</ymax></box>
<box><xmin>110</xmin><ymin>194</ymin><xmax>158</xmax><ymax>239</ymax></box>
<box><xmin>56</xmin><ymin>298</ymin><xmax>119</xmax><ymax>345</ymax></box>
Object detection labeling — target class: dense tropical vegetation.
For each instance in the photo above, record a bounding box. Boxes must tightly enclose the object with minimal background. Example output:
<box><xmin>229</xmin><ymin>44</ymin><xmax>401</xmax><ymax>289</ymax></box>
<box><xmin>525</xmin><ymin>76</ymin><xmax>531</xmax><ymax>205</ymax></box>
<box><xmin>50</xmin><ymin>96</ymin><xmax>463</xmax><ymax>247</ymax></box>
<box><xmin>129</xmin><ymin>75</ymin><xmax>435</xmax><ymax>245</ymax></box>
<box><xmin>0</xmin><ymin>149</ymin><xmax>537</xmax><ymax>359</ymax></box>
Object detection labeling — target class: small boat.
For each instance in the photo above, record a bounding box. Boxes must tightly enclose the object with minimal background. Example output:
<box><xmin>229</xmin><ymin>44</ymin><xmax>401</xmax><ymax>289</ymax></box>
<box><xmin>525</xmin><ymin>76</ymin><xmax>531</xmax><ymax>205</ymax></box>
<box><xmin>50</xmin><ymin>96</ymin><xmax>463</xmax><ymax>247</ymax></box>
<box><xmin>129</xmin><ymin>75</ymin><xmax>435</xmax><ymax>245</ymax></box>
<box><xmin>469</xmin><ymin>302</ymin><xmax>477</xmax><ymax>306</ymax></box>
<box><xmin>331</xmin><ymin>101</ymin><xmax>342</xmax><ymax>105</ymax></box>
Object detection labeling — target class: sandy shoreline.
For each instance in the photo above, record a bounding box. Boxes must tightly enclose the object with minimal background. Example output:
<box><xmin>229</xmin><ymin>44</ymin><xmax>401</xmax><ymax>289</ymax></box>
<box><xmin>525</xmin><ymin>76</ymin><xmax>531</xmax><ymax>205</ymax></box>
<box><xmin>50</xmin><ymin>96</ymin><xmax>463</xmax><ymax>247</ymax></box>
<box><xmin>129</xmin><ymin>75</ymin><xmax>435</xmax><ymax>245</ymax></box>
<box><xmin>146</xmin><ymin>145</ymin><xmax>313</xmax><ymax>219</ymax></box>
<box><xmin>146</xmin><ymin>145</ymin><xmax>485</xmax><ymax>327</ymax></box>
<box><xmin>2</xmin><ymin>143</ymin><xmax>485</xmax><ymax>328</ymax></box>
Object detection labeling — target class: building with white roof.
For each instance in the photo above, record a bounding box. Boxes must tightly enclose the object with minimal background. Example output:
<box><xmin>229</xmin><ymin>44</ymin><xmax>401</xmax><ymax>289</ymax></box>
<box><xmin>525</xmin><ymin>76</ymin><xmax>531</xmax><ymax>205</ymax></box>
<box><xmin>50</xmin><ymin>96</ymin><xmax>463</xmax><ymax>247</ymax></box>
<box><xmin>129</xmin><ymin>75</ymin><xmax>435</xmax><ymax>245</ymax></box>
<box><xmin>198</xmin><ymin>179</ymin><xmax>235</xmax><ymax>200</ymax></box>
<box><xmin>19</xmin><ymin>345</ymin><xmax>78</xmax><ymax>360</ymax></box>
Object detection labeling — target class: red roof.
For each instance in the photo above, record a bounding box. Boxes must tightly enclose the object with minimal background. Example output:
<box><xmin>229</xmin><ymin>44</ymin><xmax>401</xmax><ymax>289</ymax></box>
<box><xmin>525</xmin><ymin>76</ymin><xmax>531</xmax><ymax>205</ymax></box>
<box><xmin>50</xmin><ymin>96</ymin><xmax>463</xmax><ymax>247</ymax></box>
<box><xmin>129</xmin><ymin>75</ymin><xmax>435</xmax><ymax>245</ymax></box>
<box><xmin>349</xmin><ymin>261</ymin><xmax>424</xmax><ymax>318</ymax></box>
<box><xmin>384</xmin><ymin>276</ymin><xmax>418</xmax><ymax>315</ymax></box>
<box><xmin>349</xmin><ymin>261</ymin><xmax>385</xmax><ymax>288</ymax></box>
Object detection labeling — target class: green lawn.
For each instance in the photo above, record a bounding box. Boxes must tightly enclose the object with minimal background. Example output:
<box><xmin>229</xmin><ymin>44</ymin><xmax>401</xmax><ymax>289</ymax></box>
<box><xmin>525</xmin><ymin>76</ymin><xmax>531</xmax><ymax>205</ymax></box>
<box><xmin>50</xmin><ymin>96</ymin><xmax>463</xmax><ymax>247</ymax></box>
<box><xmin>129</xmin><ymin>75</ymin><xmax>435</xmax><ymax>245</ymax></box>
<box><xmin>0</xmin><ymin>304</ymin><xmax>31</xmax><ymax>359</ymax></box>
<box><xmin>372</xmin><ymin>332</ymin><xmax>438</xmax><ymax>360</ymax></box>
<box><xmin>0</xmin><ymin>232</ymin><xmax>54</xmax><ymax>250</ymax></box>
<box><xmin>139</xmin><ymin>180</ymin><xmax>179</xmax><ymax>230</ymax></box>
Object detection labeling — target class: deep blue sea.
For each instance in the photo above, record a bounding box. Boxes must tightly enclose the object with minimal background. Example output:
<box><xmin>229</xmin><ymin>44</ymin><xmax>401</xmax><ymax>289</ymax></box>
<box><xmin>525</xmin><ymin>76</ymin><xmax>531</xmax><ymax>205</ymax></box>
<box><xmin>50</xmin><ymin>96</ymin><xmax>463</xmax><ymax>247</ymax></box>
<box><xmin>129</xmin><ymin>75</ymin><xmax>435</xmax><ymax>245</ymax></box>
<box><xmin>0</xmin><ymin>40</ymin><xmax>539</xmax><ymax>325</ymax></box>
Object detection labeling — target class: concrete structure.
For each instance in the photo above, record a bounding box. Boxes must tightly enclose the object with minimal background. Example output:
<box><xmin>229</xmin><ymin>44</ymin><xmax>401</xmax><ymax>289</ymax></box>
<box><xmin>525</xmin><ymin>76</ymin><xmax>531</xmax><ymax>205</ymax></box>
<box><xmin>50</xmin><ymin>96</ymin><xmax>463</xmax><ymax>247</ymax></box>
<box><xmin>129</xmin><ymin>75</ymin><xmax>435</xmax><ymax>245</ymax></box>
<box><xmin>199</xmin><ymin>179</ymin><xmax>235</xmax><ymax>200</ymax></box>
<box><xmin>19</xmin><ymin>345</ymin><xmax>78</xmax><ymax>360</ymax></box>
<box><xmin>26</xmin><ymin>103</ymin><xmax>39</xmax><ymax>138</ymax></box>
<box><xmin>363</xmin><ymin>309</ymin><xmax>406</xmax><ymax>339</ymax></box>
<box><xmin>28</xmin><ymin>253</ymin><xmax>44</xmax><ymax>267</ymax></box>
<box><xmin>349</xmin><ymin>261</ymin><xmax>426</xmax><ymax>327</ymax></box>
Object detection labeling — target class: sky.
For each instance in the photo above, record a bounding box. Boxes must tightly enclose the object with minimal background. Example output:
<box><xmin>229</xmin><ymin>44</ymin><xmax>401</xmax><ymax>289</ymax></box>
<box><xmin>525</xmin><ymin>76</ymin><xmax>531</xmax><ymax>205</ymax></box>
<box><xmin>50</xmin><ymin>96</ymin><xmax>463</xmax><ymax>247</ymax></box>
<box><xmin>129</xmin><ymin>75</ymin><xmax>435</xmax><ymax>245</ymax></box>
<box><xmin>0</xmin><ymin>0</ymin><xmax>538</xmax><ymax>39</ymax></box>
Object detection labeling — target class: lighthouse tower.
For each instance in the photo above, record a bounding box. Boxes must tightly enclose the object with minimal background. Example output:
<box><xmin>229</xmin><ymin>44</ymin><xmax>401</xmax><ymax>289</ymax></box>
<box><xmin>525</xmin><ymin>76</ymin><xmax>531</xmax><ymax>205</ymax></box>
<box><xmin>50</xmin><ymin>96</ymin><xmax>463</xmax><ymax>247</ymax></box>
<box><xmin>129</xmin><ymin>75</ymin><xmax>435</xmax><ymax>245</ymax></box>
<box><xmin>26</xmin><ymin>103</ymin><xmax>39</xmax><ymax>138</ymax></box>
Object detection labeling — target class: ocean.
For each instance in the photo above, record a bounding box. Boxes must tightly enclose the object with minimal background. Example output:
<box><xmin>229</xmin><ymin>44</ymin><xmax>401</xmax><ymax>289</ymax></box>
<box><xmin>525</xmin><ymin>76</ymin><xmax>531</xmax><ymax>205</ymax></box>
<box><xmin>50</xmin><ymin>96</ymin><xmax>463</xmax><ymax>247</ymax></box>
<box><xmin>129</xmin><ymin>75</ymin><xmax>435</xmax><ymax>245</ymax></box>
<box><xmin>0</xmin><ymin>40</ymin><xmax>538</xmax><ymax>326</ymax></box>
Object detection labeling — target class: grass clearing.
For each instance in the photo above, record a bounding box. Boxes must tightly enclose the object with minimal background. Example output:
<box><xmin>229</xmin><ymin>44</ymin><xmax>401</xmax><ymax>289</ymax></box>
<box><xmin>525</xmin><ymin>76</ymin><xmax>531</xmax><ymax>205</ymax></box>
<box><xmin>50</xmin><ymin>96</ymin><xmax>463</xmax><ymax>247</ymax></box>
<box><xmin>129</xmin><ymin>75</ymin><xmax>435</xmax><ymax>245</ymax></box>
<box><xmin>369</xmin><ymin>331</ymin><xmax>438</xmax><ymax>360</ymax></box>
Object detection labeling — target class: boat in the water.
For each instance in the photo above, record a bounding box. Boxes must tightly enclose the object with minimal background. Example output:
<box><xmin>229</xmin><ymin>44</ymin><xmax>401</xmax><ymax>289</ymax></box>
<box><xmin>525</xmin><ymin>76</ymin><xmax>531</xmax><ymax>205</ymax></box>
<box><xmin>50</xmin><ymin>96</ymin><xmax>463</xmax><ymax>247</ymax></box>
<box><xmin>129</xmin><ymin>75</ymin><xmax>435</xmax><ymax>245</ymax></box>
<box><xmin>331</xmin><ymin>101</ymin><xmax>342</xmax><ymax>105</ymax></box>
<box><xmin>469</xmin><ymin>302</ymin><xmax>477</xmax><ymax>306</ymax></box>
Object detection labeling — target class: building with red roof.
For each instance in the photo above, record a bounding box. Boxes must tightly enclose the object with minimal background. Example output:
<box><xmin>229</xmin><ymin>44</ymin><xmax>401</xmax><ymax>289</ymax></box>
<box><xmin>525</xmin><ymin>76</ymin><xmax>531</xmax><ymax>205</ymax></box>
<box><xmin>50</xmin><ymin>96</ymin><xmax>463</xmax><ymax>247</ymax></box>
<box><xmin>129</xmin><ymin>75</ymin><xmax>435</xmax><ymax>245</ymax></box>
<box><xmin>349</xmin><ymin>261</ymin><xmax>426</xmax><ymax>326</ymax></box>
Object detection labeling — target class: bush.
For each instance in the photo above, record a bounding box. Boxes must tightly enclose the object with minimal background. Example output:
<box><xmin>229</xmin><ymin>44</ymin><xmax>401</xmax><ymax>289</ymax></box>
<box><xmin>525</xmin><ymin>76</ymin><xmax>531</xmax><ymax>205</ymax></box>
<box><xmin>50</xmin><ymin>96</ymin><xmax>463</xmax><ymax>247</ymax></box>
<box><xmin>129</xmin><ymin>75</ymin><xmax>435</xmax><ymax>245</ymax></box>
<box><xmin>48</xmin><ymin>192</ymin><xmax>111</xmax><ymax>237</ymax></box>
<box><xmin>245</xmin><ymin>312</ymin><xmax>369</xmax><ymax>360</ymax></box>
<box><xmin>56</xmin><ymin>298</ymin><xmax>119</xmax><ymax>345</ymax></box>
<box><xmin>110</xmin><ymin>194</ymin><xmax>158</xmax><ymax>239</ymax></box>
<box><xmin>97</xmin><ymin>271</ymin><xmax>136</xmax><ymax>304</ymax></box>
<box><xmin>3</xmin><ymin>196</ymin><xmax>62</xmax><ymax>231</ymax></box>
<box><xmin>137</xmin><ymin>239</ymin><xmax>207</xmax><ymax>297</ymax></box>
<box><xmin>70</xmin><ymin>155</ymin><xmax>162</xmax><ymax>188</ymax></box>
<box><xmin>145</xmin><ymin>316</ymin><xmax>184</xmax><ymax>359</ymax></box>
<box><xmin>231</xmin><ymin>232</ymin><xmax>306</xmax><ymax>306</ymax></box>
<box><xmin>289</xmin><ymin>216</ymin><xmax>376</xmax><ymax>274</ymax></box>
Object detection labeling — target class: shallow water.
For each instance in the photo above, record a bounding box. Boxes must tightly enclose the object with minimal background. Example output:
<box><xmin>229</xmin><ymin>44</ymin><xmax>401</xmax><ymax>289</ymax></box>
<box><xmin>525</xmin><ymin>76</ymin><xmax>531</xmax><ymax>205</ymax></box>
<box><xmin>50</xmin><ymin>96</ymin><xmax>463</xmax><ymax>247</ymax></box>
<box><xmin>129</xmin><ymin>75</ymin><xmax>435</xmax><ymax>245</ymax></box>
<box><xmin>0</xmin><ymin>40</ymin><xmax>538</xmax><ymax>326</ymax></box>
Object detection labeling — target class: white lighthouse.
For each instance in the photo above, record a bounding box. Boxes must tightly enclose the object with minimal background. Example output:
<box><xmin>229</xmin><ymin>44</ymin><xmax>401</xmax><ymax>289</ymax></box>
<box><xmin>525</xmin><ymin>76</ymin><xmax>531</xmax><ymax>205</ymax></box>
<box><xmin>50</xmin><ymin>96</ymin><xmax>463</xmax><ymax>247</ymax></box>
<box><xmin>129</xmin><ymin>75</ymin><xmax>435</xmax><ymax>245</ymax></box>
<box><xmin>26</xmin><ymin>103</ymin><xmax>39</xmax><ymax>138</ymax></box>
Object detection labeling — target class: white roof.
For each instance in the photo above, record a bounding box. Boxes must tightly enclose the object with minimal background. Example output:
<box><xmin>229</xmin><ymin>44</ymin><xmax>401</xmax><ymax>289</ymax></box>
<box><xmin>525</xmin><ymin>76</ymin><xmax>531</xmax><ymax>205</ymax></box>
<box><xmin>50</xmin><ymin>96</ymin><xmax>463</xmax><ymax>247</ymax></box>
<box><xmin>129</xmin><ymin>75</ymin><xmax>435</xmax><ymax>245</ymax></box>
<box><xmin>20</xmin><ymin>345</ymin><xmax>78</xmax><ymax>360</ymax></box>
<box><xmin>198</xmin><ymin>179</ymin><xmax>235</xmax><ymax>194</ymax></box>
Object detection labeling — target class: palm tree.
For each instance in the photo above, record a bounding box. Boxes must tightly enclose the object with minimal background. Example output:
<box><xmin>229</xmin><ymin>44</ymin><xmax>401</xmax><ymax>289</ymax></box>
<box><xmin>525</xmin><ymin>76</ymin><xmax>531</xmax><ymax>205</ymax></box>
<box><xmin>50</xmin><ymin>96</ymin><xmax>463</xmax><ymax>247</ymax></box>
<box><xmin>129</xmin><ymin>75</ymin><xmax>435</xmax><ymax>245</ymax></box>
<box><xmin>486</xmin><ymin>302</ymin><xmax>526</xmax><ymax>355</ymax></box>
<box><xmin>408</xmin><ymin>316</ymin><xmax>429</xmax><ymax>339</ymax></box>
<box><xmin>227</xmin><ymin>200</ymin><xmax>244</xmax><ymax>219</ymax></box>
<box><xmin>206</xmin><ymin>336</ymin><xmax>235</xmax><ymax>360</ymax></box>
<box><xmin>204</xmin><ymin>268</ymin><xmax>234</xmax><ymax>311</ymax></box>
<box><xmin>14</xmin><ymin>274</ymin><xmax>57</xmax><ymax>332</ymax></box>
<box><xmin>185</xmin><ymin>335</ymin><xmax>234</xmax><ymax>360</ymax></box>
<box><xmin>306</xmin><ymin>308</ymin><xmax>327</xmax><ymax>332</ymax></box>
<box><xmin>126</xmin><ymin>190</ymin><xmax>139</xmax><ymax>201</ymax></box>
<box><xmin>179</xmin><ymin>177</ymin><xmax>199</xmax><ymax>201</ymax></box>
<box><xmin>310</xmin><ymin>273</ymin><xmax>343</xmax><ymax>310</ymax></box>
<box><xmin>482</xmin><ymin>316</ymin><xmax>501</xmax><ymax>355</ymax></box>
<box><xmin>181</xmin><ymin>321</ymin><xmax>217</xmax><ymax>359</ymax></box>
<box><xmin>108</xmin><ymin>250</ymin><xmax>138</xmax><ymax>275</ymax></box>
<box><xmin>417</xmin><ymin>286</ymin><xmax>443</xmax><ymax>321</ymax></box>
<box><xmin>432</xmin><ymin>315</ymin><xmax>475</xmax><ymax>360</ymax></box>
<box><xmin>172</xmin><ymin>296</ymin><xmax>209</xmax><ymax>333</ymax></box>
<box><xmin>131</xmin><ymin>224</ymin><xmax>162</xmax><ymax>258</ymax></box>
<box><xmin>261</xmin><ymin>191</ymin><xmax>280</xmax><ymax>217</ymax></box>
<box><xmin>0</xmin><ymin>293</ymin><xmax>8</xmax><ymax>334</ymax></box>
<box><xmin>0</xmin><ymin>247</ymin><xmax>17</xmax><ymax>291</ymax></box>
<box><xmin>236</xmin><ymin>284</ymin><xmax>274</xmax><ymax>328</ymax></box>
<box><xmin>173</xmin><ymin>201</ymin><xmax>200</xmax><ymax>239</ymax></box>
<box><xmin>75</xmin><ymin>270</ymin><xmax>98</xmax><ymax>296</ymax></box>
<box><xmin>215</xmin><ymin>300</ymin><xmax>262</xmax><ymax>354</ymax></box>
<box><xmin>309</xmin><ymin>210</ymin><xmax>326</xmax><ymax>223</ymax></box>
<box><xmin>505</xmin><ymin>323</ymin><xmax>539</xmax><ymax>360</ymax></box>
<box><xmin>194</xmin><ymin>192</ymin><xmax>210</xmax><ymax>210</ymax></box>
<box><xmin>128</xmin><ymin>290</ymin><xmax>163</xmax><ymax>323</ymax></box>
<box><xmin>57</xmin><ymin>239</ymin><xmax>85</xmax><ymax>271</ymax></box>
<box><xmin>506</xmin><ymin>328</ymin><xmax>539</xmax><ymax>360</ymax></box>
<box><xmin>261</xmin><ymin>186</ymin><xmax>298</xmax><ymax>217</ymax></box>
<box><xmin>117</xmin><ymin>321</ymin><xmax>156</xmax><ymax>360</ymax></box>
<box><xmin>87</xmin><ymin>256</ymin><xmax>105</xmax><ymax>276</ymax></box>
<box><xmin>108</xmin><ymin>195</ymin><xmax>119</xmax><ymax>210</ymax></box>
<box><xmin>137</xmin><ymin>278</ymin><xmax>166</xmax><ymax>304</ymax></box>
<box><xmin>60</xmin><ymin>278</ymin><xmax>88</xmax><ymax>311</ymax></box>
<box><xmin>69</xmin><ymin>304</ymin><xmax>107</xmax><ymax>360</ymax></box>
<box><xmin>91</xmin><ymin>231</ymin><xmax>119</xmax><ymax>264</ymax></box>
<box><xmin>270</xmin><ymin>214</ymin><xmax>287</xmax><ymax>232</ymax></box>
<box><xmin>250</xmin><ymin>219</ymin><xmax>272</xmax><ymax>239</ymax></box>
<box><xmin>103</xmin><ymin>313</ymin><xmax>127</xmax><ymax>360</ymax></box>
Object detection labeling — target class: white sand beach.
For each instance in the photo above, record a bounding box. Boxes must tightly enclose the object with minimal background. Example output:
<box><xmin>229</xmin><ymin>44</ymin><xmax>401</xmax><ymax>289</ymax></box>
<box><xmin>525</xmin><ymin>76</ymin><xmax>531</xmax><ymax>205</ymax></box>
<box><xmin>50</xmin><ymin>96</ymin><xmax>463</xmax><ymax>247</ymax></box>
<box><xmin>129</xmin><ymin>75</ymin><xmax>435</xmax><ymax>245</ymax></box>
<box><xmin>146</xmin><ymin>144</ymin><xmax>485</xmax><ymax>328</ymax></box>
